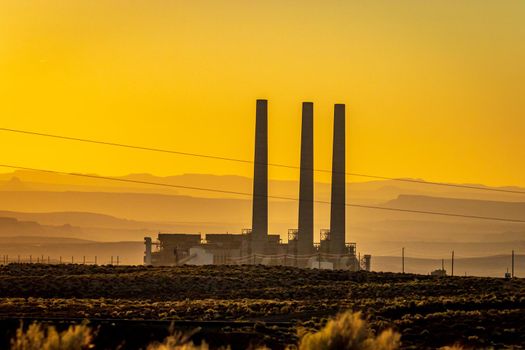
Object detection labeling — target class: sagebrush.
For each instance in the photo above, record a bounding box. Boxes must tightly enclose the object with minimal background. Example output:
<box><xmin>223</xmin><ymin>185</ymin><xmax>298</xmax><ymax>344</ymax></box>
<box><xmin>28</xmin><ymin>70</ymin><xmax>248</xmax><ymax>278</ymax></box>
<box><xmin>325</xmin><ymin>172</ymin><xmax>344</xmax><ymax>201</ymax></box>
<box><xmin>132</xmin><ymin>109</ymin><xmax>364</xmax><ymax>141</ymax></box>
<box><xmin>10</xmin><ymin>322</ymin><xmax>93</xmax><ymax>350</ymax></box>
<box><xmin>299</xmin><ymin>311</ymin><xmax>400</xmax><ymax>350</ymax></box>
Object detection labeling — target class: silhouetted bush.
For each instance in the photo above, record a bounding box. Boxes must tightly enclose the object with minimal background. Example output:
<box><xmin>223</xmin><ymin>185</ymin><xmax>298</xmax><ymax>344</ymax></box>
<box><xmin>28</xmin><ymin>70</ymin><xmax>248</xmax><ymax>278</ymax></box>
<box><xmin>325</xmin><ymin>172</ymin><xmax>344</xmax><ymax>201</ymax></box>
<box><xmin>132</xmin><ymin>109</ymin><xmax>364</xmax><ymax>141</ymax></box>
<box><xmin>299</xmin><ymin>312</ymin><xmax>400</xmax><ymax>350</ymax></box>
<box><xmin>10</xmin><ymin>322</ymin><xmax>93</xmax><ymax>350</ymax></box>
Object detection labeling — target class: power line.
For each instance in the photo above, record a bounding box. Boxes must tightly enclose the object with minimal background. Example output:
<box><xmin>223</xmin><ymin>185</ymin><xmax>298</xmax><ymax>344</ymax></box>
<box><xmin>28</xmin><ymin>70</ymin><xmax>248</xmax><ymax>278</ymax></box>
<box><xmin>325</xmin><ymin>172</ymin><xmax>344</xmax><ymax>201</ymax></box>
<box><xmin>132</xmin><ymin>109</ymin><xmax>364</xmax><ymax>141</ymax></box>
<box><xmin>1</xmin><ymin>127</ymin><xmax>524</xmax><ymax>195</ymax></box>
<box><xmin>1</xmin><ymin>163</ymin><xmax>525</xmax><ymax>223</ymax></box>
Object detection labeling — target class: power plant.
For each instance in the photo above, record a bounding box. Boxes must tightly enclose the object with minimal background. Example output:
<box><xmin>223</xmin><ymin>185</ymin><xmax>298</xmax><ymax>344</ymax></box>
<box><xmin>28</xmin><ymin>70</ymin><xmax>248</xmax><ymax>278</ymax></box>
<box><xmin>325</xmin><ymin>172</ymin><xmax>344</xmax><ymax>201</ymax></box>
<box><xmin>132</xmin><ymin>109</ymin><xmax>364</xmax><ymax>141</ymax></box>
<box><xmin>144</xmin><ymin>100</ymin><xmax>370</xmax><ymax>270</ymax></box>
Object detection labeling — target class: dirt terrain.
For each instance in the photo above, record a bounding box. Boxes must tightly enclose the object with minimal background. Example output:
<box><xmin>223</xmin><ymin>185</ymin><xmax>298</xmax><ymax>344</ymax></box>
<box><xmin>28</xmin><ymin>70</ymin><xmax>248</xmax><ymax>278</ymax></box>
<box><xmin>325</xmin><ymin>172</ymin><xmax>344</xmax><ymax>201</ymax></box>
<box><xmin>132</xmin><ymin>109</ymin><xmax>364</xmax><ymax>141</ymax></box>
<box><xmin>0</xmin><ymin>264</ymin><xmax>524</xmax><ymax>349</ymax></box>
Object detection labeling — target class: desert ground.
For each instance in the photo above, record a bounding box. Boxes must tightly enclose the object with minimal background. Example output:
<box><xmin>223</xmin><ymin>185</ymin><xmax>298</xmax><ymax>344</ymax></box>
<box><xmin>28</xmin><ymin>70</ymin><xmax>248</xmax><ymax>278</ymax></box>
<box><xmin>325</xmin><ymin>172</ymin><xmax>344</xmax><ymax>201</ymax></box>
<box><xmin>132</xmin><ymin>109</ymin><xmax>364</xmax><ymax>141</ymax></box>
<box><xmin>0</xmin><ymin>264</ymin><xmax>524</xmax><ymax>349</ymax></box>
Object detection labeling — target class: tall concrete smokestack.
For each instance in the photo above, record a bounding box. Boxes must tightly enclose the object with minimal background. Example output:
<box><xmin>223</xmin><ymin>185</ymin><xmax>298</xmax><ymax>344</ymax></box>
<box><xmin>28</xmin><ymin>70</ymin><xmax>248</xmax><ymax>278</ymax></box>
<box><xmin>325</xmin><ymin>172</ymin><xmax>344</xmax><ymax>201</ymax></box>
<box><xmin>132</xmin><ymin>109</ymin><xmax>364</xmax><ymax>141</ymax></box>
<box><xmin>330</xmin><ymin>104</ymin><xmax>346</xmax><ymax>254</ymax></box>
<box><xmin>251</xmin><ymin>99</ymin><xmax>268</xmax><ymax>252</ymax></box>
<box><xmin>298</xmin><ymin>102</ymin><xmax>314</xmax><ymax>254</ymax></box>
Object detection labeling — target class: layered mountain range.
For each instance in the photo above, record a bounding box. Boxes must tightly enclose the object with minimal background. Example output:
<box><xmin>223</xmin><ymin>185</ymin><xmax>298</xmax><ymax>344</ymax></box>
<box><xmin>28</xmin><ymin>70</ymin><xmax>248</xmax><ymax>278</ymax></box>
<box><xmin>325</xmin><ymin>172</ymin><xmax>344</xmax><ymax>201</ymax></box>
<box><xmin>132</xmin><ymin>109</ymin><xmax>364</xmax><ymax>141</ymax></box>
<box><xmin>0</xmin><ymin>170</ymin><xmax>523</xmax><ymax>275</ymax></box>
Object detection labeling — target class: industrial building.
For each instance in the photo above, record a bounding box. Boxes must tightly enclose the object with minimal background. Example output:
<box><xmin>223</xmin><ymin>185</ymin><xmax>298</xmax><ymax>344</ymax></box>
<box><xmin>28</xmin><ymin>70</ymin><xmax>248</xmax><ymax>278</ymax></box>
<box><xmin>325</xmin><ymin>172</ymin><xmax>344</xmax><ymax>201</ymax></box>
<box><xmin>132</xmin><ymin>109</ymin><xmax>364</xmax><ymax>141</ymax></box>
<box><xmin>144</xmin><ymin>100</ymin><xmax>371</xmax><ymax>271</ymax></box>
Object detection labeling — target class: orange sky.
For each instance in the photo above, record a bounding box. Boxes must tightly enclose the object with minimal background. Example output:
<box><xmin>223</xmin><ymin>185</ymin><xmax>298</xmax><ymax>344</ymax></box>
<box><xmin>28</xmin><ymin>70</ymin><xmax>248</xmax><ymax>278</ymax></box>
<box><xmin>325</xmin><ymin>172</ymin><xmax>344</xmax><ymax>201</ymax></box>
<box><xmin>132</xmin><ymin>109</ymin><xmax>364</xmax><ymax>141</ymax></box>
<box><xmin>1</xmin><ymin>1</ymin><xmax>525</xmax><ymax>187</ymax></box>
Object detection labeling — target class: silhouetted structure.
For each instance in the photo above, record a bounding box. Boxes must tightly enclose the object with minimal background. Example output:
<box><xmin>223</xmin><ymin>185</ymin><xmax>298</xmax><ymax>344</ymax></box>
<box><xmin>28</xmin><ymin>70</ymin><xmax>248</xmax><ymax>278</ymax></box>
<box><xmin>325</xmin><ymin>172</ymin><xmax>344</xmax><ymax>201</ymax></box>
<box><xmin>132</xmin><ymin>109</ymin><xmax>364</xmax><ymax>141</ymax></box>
<box><xmin>145</xmin><ymin>100</ymin><xmax>366</xmax><ymax>270</ymax></box>
<box><xmin>251</xmin><ymin>99</ymin><xmax>269</xmax><ymax>254</ymax></box>
<box><xmin>329</xmin><ymin>104</ymin><xmax>346</xmax><ymax>254</ymax></box>
<box><xmin>298</xmin><ymin>102</ymin><xmax>314</xmax><ymax>255</ymax></box>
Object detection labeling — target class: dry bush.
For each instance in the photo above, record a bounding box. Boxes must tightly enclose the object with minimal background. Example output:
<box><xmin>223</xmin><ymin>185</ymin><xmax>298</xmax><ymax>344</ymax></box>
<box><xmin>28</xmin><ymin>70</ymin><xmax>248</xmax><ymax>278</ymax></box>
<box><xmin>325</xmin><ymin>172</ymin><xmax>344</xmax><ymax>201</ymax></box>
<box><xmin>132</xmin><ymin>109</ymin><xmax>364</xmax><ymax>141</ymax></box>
<box><xmin>8</xmin><ymin>315</ymin><xmax>466</xmax><ymax>350</ymax></box>
<box><xmin>147</xmin><ymin>338</ymin><xmax>210</xmax><ymax>350</ymax></box>
<box><xmin>10</xmin><ymin>322</ymin><xmax>93</xmax><ymax>350</ymax></box>
<box><xmin>299</xmin><ymin>311</ymin><xmax>400</xmax><ymax>350</ymax></box>
<box><xmin>9</xmin><ymin>323</ymin><xmax>212</xmax><ymax>350</ymax></box>
<box><xmin>146</xmin><ymin>327</ymin><xmax>212</xmax><ymax>350</ymax></box>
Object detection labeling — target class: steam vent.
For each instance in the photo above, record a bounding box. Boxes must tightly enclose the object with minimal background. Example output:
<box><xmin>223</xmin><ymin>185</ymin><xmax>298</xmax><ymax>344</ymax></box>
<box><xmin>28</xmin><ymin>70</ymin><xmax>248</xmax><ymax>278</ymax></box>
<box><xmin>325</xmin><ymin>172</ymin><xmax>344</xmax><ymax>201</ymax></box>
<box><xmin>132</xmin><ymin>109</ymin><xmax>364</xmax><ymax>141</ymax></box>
<box><xmin>144</xmin><ymin>100</ymin><xmax>370</xmax><ymax>271</ymax></box>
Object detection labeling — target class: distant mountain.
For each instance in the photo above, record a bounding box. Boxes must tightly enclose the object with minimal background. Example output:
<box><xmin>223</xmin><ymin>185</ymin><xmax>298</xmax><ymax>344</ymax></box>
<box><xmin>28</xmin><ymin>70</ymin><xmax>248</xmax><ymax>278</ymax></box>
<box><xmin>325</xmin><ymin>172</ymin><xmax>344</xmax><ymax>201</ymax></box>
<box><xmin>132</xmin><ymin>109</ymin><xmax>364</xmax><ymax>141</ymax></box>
<box><xmin>0</xmin><ymin>217</ymin><xmax>84</xmax><ymax>238</ymax></box>
<box><xmin>0</xmin><ymin>236</ymin><xmax>95</xmax><ymax>244</ymax></box>
<box><xmin>0</xmin><ymin>215</ymin><xmax>160</xmax><ymax>242</ymax></box>
<box><xmin>353</xmin><ymin>195</ymin><xmax>525</xmax><ymax>247</ymax></box>
<box><xmin>384</xmin><ymin>195</ymin><xmax>525</xmax><ymax>221</ymax></box>
<box><xmin>0</xmin><ymin>191</ymin><xmax>255</xmax><ymax>223</ymax></box>
<box><xmin>374</xmin><ymin>254</ymin><xmax>523</xmax><ymax>278</ymax></box>
<box><xmin>1</xmin><ymin>192</ymin><xmax>525</xmax><ymax>245</ymax></box>
<box><xmin>1</xmin><ymin>170</ymin><xmax>525</xmax><ymax>259</ymax></box>
<box><xmin>0</xmin><ymin>210</ymin><xmax>160</xmax><ymax>230</ymax></box>
<box><xmin>0</xmin><ymin>177</ymin><xmax>28</xmax><ymax>191</ymax></box>
<box><xmin>2</xmin><ymin>170</ymin><xmax>525</xmax><ymax>203</ymax></box>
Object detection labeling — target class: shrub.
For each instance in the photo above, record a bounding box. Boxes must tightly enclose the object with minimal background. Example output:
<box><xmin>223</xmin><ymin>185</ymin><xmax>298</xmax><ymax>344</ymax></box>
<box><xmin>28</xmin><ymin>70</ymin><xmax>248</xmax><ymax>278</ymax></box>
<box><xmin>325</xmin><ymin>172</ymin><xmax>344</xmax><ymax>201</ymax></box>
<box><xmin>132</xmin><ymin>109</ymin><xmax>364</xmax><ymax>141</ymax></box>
<box><xmin>146</xmin><ymin>330</ymin><xmax>210</xmax><ymax>350</ymax></box>
<box><xmin>299</xmin><ymin>311</ymin><xmax>400</xmax><ymax>350</ymax></box>
<box><xmin>147</xmin><ymin>338</ymin><xmax>209</xmax><ymax>350</ymax></box>
<box><xmin>8</xmin><ymin>315</ymin><xmax>466</xmax><ymax>350</ymax></box>
<box><xmin>146</xmin><ymin>326</ymin><xmax>222</xmax><ymax>350</ymax></box>
<box><xmin>10</xmin><ymin>322</ymin><xmax>93</xmax><ymax>350</ymax></box>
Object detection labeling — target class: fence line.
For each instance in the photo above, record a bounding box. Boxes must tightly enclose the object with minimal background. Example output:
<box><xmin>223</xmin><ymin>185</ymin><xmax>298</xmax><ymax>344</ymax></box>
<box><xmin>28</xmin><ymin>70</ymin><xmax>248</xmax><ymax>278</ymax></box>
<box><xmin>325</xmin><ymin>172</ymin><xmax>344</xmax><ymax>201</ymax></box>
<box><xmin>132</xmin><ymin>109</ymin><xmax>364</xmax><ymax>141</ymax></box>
<box><xmin>0</xmin><ymin>255</ymin><xmax>121</xmax><ymax>266</ymax></box>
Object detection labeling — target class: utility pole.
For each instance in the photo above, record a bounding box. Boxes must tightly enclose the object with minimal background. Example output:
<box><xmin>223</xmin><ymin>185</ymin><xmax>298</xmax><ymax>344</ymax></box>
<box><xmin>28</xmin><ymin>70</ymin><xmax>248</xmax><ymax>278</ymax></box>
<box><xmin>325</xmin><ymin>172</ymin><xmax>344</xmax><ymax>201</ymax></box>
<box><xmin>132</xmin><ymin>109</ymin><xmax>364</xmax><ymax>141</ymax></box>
<box><xmin>451</xmin><ymin>250</ymin><xmax>455</xmax><ymax>277</ymax></box>
<box><xmin>512</xmin><ymin>250</ymin><xmax>515</xmax><ymax>278</ymax></box>
<box><xmin>441</xmin><ymin>258</ymin><xmax>444</xmax><ymax>273</ymax></box>
<box><xmin>402</xmin><ymin>247</ymin><xmax>405</xmax><ymax>274</ymax></box>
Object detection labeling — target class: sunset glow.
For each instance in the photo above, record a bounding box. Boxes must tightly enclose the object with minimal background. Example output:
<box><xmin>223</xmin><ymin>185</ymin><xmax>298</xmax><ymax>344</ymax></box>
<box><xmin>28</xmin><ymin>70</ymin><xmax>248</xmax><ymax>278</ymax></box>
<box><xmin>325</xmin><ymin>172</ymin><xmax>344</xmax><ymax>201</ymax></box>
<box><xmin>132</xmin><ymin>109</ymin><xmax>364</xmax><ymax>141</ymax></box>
<box><xmin>1</xmin><ymin>1</ymin><xmax>525</xmax><ymax>187</ymax></box>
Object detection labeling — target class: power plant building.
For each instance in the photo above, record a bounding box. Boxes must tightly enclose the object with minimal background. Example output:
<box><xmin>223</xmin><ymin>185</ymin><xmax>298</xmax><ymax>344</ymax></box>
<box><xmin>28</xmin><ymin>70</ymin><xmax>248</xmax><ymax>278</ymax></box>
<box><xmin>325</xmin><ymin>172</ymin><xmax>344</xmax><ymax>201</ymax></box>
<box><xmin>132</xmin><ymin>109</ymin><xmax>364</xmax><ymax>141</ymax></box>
<box><xmin>144</xmin><ymin>100</ymin><xmax>369</xmax><ymax>271</ymax></box>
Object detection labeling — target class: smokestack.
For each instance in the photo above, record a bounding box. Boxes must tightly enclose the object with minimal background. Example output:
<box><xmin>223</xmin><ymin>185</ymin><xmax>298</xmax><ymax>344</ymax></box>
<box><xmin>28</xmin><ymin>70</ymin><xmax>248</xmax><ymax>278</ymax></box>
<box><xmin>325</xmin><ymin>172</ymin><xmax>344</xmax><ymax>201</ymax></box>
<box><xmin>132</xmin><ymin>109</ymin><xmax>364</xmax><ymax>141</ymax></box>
<box><xmin>144</xmin><ymin>237</ymin><xmax>152</xmax><ymax>266</ymax></box>
<box><xmin>251</xmin><ymin>99</ymin><xmax>268</xmax><ymax>252</ymax></box>
<box><xmin>330</xmin><ymin>104</ymin><xmax>346</xmax><ymax>254</ymax></box>
<box><xmin>298</xmin><ymin>102</ymin><xmax>314</xmax><ymax>254</ymax></box>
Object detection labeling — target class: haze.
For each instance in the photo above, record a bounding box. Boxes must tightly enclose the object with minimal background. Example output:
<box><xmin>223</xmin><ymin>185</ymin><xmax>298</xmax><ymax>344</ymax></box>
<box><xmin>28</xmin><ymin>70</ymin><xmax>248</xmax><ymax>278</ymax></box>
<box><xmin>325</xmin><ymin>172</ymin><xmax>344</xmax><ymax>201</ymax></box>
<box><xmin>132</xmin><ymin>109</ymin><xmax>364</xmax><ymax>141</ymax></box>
<box><xmin>1</xmin><ymin>1</ymin><xmax>525</xmax><ymax>186</ymax></box>
<box><xmin>1</xmin><ymin>1</ymin><xmax>525</xmax><ymax>277</ymax></box>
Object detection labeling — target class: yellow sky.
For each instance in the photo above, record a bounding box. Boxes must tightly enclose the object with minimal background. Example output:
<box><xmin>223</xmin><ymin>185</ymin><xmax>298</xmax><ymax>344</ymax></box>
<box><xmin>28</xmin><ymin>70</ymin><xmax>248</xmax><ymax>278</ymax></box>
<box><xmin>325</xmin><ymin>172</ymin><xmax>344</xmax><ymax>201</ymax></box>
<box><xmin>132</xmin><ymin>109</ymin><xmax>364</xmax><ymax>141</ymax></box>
<box><xmin>1</xmin><ymin>1</ymin><xmax>525</xmax><ymax>187</ymax></box>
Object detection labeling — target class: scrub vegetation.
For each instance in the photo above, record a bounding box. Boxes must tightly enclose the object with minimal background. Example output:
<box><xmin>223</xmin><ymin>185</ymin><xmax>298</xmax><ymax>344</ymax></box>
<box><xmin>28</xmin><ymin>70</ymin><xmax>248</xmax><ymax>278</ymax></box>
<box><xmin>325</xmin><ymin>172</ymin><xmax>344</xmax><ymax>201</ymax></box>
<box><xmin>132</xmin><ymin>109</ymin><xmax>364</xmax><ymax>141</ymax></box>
<box><xmin>10</xmin><ymin>312</ymin><xmax>403</xmax><ymax>350</ymax></box>
<box><xmin>0</xmin><ymin>264</ymin><xmax>523</xmax><ymax>349</ymax></box>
